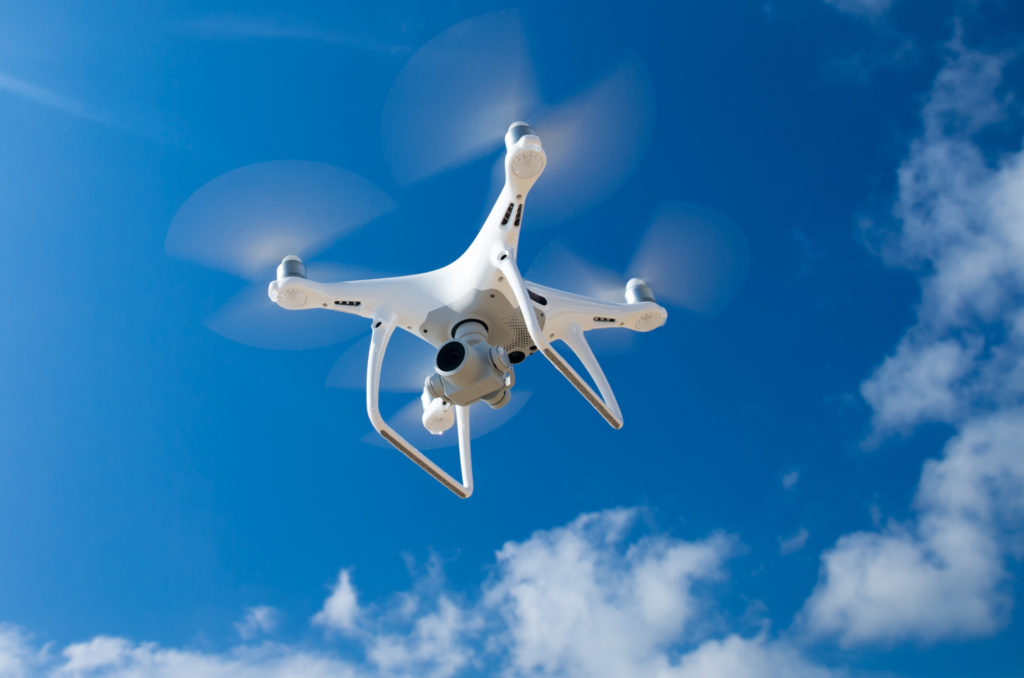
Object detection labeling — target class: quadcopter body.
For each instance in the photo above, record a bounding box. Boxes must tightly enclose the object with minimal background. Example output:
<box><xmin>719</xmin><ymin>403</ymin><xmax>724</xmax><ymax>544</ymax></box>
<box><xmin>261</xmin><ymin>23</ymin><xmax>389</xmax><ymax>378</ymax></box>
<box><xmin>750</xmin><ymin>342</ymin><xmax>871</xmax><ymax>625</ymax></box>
<box><xmin>267</xmin><ymin>122</ymin><xmax>667</xmax><ymax>497</ymax></box>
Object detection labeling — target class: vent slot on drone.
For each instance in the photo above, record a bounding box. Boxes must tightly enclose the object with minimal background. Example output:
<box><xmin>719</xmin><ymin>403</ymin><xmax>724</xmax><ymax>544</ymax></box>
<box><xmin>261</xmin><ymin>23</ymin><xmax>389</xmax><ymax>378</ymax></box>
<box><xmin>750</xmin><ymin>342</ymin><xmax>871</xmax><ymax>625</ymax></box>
<box><xmin>514</xmin><ymin>204</ymin><xmax>523</xmax><ymax>227</ymax></box>
<box><xmin>527</xmin><ymin>289</ymin><xmax>548</xmax><ymax>306</ymax></box>
<box><xmin>334</xmin><ymin>300</ymin><xmax>361</xmax><ymax>307</ymax></box>
<box><xmin>593</xmin><ymin>316</ymin><xmax>616</xmax><ymax>323</ymax></box>
<box><xmin>500</xmin><ymin>202</ymin><xmax>514</xmax><ymax>225</ymax></box>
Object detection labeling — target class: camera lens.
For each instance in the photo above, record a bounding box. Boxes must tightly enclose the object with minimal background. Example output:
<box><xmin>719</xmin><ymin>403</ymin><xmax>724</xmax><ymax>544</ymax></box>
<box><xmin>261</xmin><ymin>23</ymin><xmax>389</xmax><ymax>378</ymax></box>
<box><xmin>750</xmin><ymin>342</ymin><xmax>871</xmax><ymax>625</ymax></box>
<box><xmin>436</xmin><ymin>341</ymin><xmax>466</xmax><ymax>372</ymax></box>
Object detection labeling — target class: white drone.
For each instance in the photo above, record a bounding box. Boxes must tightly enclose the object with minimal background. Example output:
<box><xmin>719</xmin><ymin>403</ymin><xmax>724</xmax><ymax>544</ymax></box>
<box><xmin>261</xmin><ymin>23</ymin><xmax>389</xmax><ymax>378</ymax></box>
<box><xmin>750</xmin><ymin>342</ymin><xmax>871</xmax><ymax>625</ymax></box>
<box><xmin>266</xmin><ymin>122</ymin><xmax>667</xmax><ymax>498</ymax></box>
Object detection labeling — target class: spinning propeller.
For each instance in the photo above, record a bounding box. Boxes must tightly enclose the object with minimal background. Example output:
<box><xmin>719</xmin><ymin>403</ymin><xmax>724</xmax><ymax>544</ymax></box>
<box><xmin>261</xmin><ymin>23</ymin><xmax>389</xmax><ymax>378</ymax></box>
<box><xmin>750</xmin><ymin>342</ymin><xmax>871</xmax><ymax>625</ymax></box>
<box><xmin>165</xmin><ymin>10</ymin><xmax>747</xmax><ymax>472</ymax></box>
<box><xmin>527</xmin><ymin>202</ymin><xmax>750</xmax><ymax>315</ymax></box>
<box><xmin>166</xmin><ymin>160</ymin><xmax>394</xmax><ymax>350</ymax></box>
<box><xmin>381</xmin><ymin>9</ymin><xmax>656</xmax><ymax>227</ymax></box>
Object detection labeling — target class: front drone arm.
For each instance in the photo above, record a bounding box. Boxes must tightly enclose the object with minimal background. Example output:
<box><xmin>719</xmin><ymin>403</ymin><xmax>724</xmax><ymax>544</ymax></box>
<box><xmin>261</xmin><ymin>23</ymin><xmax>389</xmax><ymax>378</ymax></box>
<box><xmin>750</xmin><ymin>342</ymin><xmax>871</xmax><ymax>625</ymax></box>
<box><xmin>495</xmin><ymin>250</ymin><xmax>624</xmax><ymax>429</ymax></box>
<box><xmin>365</xmin><ymin>312</ymin><xmax>474</xmax><ymax>498</ymax></box>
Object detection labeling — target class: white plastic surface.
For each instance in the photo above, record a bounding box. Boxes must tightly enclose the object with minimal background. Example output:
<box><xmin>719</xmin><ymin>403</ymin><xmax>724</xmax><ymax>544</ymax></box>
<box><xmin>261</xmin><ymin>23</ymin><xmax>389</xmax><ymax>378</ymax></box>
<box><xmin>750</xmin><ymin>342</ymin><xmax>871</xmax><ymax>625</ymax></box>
<box><xmin>268</xmin><ymin>122</ymin><xmax>668</xmax><ymax>496</ymax></box>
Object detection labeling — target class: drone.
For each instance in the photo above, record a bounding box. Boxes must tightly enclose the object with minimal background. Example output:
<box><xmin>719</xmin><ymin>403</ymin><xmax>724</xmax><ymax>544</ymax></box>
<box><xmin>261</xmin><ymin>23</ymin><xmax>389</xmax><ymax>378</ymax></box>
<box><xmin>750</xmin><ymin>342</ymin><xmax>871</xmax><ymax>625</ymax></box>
<box><xmin>266</xmin><ymin>122</ymin><xmax>668</xmax><ymax>498</ymax></box>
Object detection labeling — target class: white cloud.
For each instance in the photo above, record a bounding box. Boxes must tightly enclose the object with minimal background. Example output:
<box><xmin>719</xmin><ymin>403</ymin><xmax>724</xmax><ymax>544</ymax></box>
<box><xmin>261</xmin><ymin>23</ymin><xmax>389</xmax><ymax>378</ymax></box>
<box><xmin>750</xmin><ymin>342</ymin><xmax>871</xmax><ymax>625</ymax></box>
<box><xmin>0</xmin><ymin>508</ymin><xmax>844</xmax><ymax>678</ymax></box>
<box><xmin>235</xmin><ymin>607</ymin><xmax>279</xmax><ymax>640</ymax></box>
<box><xmin>0</xmin><ymin>626</ymin><xmax>36</xmax><ymax>678</ymax></box>
<box><xmin>482</xmin><ymin>508</ymin><xmax>736</xmax><ymax>677</ymax></box>
<box><xmin>670</xmin><ymin>635</ymin><xmax>840</xmax><ymax>678</ymax></box>
<box><xmin>312</xmin><ymin>570</ymin><xmax>361</xmax><ymax>634</ymax></box>
<box><xmin>806</xmin><ymin>37</ymin><xmax>1024</xmax><ymax>645</ymax></box>
<box><xmin>780</xmin><ymin>528</ymin><xmax>810</xmax><ymax>555</ymax></box>
<box><xmin>822</xmin><ymin>0</ymin><xmax>891</xmax><ymax>17</ymax></box>
<box><xmin>59</xmin><ymin>640</ymin><xmax>362</xmax><ymax>678</ymax></box>
<box><xmin>861</xmin><ymin>336</ymin><xmax>978</xmax><ymax>431</ymax></box>
<box><xmin>804</xmin><ymin>410</ymin><xmax>1023</xmax><ymax>645</ymax></box>
<box><xmin>366</xmin><ymin>596</ymin><xmax>476</xmax><ymax>678</ymax></box>
<box><xmin>61</xmin><ymin>637</ymin><xmax>132</xmax><ymax>673</ymax></box>
<box><xmin>782</xmin><ymin>470</ymin><xmax>800</xmax><ymax>489</ymax></box>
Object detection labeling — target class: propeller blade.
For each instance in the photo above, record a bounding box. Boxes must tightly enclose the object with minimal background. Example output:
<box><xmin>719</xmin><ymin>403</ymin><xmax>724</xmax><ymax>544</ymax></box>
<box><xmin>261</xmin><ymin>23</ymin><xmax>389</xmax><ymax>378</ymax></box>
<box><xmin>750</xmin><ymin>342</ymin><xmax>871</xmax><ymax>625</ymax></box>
<box><xmin>383</xmin><ymin>10</ymin><xmax>655</xmax><ymax>226</ymax></box>
<box><xmin>362</xmin><ymin>390</ymin><xmax>533</xmax><ymax>451</ymax></box>
<box><xmin>524</xmin><ymin>201</ymin><xmax>749</xmax><ymax>315</ymax></box>
<box><xmin>166</xmin><ymin>160</ymin><xmax>394</xmax><ymax>281</ymax></box>
<box><xmin>525</xmin><ymin>241</ymin><xmax>623</xmax><ymax>301</ymax></box>
<box><xmin>629</xmin><ymin>202</ymin><xmax>749</xmax><ymax>315</ymax></box>
<box><xmin>326</xmin><ymin>331</ymin><xmax>436</xmax><ymax>393</ymax></box>
<box><xmin>381</xmin><ymin>9</ymin><xmax>538</xmax><ymax>186</ymax></box>
<box><xmin>524</xmin><ymin>56</ymin><xmax>655</xmax><ymax>228</ymax></box>
<box><xmin>206</xmin><ymin>282</ymin><xmax>366</xmax><ymax>351</ymax></box>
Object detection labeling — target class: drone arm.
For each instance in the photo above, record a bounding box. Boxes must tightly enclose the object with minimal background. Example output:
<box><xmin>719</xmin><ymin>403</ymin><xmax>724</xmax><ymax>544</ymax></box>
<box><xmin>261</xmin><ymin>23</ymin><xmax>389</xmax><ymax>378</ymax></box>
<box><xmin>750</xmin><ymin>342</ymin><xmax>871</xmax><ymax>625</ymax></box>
<box><xmin>366</xmin><ymin>313</ymin><xmax>474</xmax><ymax>498</ymax></box>
<box><xmin>496</xmin><ymin>251</ymin><xmax>624</xmax><ymax>429</ymax></box>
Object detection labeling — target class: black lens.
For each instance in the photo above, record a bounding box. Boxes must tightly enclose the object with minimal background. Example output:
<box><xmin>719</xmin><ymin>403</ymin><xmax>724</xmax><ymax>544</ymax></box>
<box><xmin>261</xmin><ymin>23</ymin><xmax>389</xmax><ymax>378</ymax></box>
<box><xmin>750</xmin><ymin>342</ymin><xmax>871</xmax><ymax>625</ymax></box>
<box><xmin>436</xmin><ymin>341</ymin><xmax>466</xmax><ymax>372</ymax></box>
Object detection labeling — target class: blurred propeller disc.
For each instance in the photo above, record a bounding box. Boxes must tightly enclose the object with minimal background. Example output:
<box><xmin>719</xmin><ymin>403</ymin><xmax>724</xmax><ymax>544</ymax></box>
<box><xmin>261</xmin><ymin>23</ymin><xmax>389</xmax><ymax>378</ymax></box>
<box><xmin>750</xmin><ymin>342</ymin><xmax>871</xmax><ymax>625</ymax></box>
<box><xmin>381</xmin><ymin>9</ymin><xmax>538</xmax><ymax>186</ymax></box>
<box><xmin>207</xmin><ymin>282</ymin><xmax>366</xmax><ymax>351</ymax></box>
<box><xmin>525</xmin><ymin>241</ymin><xmax>622</xmax><ymax>300</ymax></box>
<box><xmin>510</xmin><ymin>56</ymin><xmax>656</xmax><ymax>228</ymax></box>
<box><xmin>326</xmin><ymin>331</ymin><xmax>436</xmax><ymax>393</ymax></box>
<box><xmin>166</xmin><ymin>160</ymin><xmax>394</xmax><ymax>280</ymax></box>
<box><xmin>362</xmin><ymin>391</ymin><xmax>533</xmax><ymax>451</ymax></box>
<box><xmin>382</xmin><ymin>10</ymin><xmax>655</xmax><ymax>224</ymax></box>
<box><xmin>166</xmin><ymin>160</ymin><xmax>395</xmax><ymax>350</ymax></box>
<box><xmin>526</xmin><ymin>201</ymin><xmax>749</xmax><ymax>315</ymax></box>
<box><xmin>326</xmin><ymin>325</ymin><xmax>533</xmax><ymax>449</ymax></box>
<box><xmin>629</xmin><ymin>202</ymin><xmax>749</xmax><ymax>314</ymax></box>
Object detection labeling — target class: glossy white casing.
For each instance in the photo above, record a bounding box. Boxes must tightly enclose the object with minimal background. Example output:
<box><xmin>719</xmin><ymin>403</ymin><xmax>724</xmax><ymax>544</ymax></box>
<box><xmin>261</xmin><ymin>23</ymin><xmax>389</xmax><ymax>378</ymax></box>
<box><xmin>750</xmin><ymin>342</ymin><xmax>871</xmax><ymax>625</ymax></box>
<box><xmin>267</xmin><ymin>124</ymin><xmax>667</xmax><ymax>497</ymax></box>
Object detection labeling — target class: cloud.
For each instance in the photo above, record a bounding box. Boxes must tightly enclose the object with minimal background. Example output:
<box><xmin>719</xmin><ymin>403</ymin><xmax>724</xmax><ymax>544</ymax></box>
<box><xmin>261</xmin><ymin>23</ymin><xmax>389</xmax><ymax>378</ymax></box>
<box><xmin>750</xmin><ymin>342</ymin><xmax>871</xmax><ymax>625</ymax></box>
<box><xmin>0</xmin><ymin>508</ymin><xmax>844</xmax><ymax>678</ymax></box>
<box><xmin>823</xmin><ymin>0</ymin><xmax>888</xmax><ymax>16</ymax></box>
<box><xmin>857</xmin><ymin>36</ymin><xmax>1024</xmax><ymax>434</ymax></box>
<box><xmin>0</xmin><ymin>70</ymin><xmax>107</xmax><ymax>124</ymax></box>
<box><xmin>780</xmin><ymin>528</ymin><xmax>810</xmax><ymax>555</ymax></box>
<box><xmin>860</xmin><ymin>336</ymin><xmax>978</xmax><ymax>432</ymax></box>
<box><xmin>365</xmin><ymin>596</ymin><xmax>476</xmax><ymax>678</ymax></box>
<box><xmin>312</xmin><ymin>569</ymin><xmax>361</xmax><ymax>634</ymax></box>
<box><xmin>822</xmin><ymin>0</ymin><xmax>891</xmax><ymax>17</ymax></box>
<box><xmin>804</xmin><ymin>411</ymin><xmax>1024</xmax><ymax>645</ymax></box>
<box><xmin>782</xmin><ymin>470</ymin><xmax>800</xmax><ymax>489</ymax></box>
<box><xmin>58</xmin><ymin>640</ymin><xmax>362</xmax><ymax>678</ymax></box>
<box><xmin>0</xmin><ymin>626</ymin><xmax>37</xmax><ymax>677</ymax></box>
<box><xmin>482</xmin><ymin>508</ymin><xmax>734</xmax><ymax>677</ymax></box>
<box><xmin>180</xmin><ymin>15</ymin><xmax>412</xmax><ymax>54</ymax></box>
<box><xmin>804</xmin><ymin>37</ymin><xmax>1024</xmax><ymax>645</ymax></box>
<box><xmin>235</xmin><ymin>607</ymin><xmax>279</xmax><ymax>640</ymax></box>
<box><xmin>670</xmin><ymin>635</ymin><xmax>841</xmax><ymax>678</ymax></box>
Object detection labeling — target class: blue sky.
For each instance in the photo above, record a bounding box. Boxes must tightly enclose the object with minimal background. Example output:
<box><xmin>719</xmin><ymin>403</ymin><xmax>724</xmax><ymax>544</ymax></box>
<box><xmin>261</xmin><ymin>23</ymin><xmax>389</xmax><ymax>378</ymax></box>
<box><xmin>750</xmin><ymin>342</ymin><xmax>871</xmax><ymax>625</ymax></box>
<box><xmin>2</xmin><ymin>0</ymin><xmax>1024</xmax><ymax>676</ymax></box>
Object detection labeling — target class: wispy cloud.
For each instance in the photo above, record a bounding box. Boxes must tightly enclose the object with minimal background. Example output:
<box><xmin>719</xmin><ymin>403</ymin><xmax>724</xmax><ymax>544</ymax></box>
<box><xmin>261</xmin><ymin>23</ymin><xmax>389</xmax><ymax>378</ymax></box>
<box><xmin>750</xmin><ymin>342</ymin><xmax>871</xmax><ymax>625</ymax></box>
<box><xmin>234</xmin><ymin>606</ymin><xmax>279</xmax><ymax>640</ymax></box>
<box><xmin>0</xmin><ymin>70</ymin><xmax>108</xmax><ymax>124</ymax></box>
<box><xmin>181</xmin><ymin>15</ymin><xmax>413</xmax><ymax>55</ymax></box>
<box><xmin>780</xmin><ymin>528</ymin><xmax>810</xmax><ymax>555</ymax></box>
<box><xmin>822</xmin><ymin>0</ymin><xmax>891</xmax><ymax>17</ymax></box>
<box><xmin>803</xmin><ymin>36</ymin><xmax>1024</xmax><ymax>646</ymax></box>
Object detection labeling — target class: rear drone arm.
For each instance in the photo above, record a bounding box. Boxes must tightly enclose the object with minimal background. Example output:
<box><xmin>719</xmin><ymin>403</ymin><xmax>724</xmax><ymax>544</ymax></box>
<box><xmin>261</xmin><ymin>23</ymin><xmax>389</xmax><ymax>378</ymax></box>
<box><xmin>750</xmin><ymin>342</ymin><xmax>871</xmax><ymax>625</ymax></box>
<box><xmin>497</xmin><ymin>252</ymin><xmax>626</xmax><ymax>428</ymax></box>
<box><xmin>522</xmin><ymin>281</ymin><xmax>668</xmax><ymax>335</ymax></box>
<box><xmin>365</xmin><ymin>311</ymin><xmax>474</xmax><ymax>498</ymax></box>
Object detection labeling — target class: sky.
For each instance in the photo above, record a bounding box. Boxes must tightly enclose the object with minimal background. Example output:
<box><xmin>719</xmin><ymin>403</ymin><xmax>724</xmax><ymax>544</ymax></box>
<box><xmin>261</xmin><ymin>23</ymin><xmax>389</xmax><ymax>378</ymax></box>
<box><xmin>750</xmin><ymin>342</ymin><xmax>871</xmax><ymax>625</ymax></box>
<box><xmin>1</xmin><ymin>0</ymin><xmax>1024</xmax><ymax>676</ymax></box>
